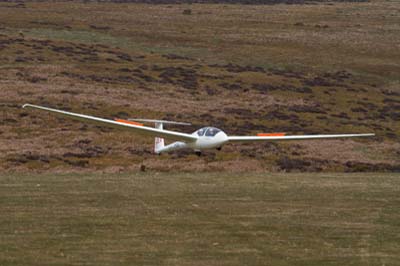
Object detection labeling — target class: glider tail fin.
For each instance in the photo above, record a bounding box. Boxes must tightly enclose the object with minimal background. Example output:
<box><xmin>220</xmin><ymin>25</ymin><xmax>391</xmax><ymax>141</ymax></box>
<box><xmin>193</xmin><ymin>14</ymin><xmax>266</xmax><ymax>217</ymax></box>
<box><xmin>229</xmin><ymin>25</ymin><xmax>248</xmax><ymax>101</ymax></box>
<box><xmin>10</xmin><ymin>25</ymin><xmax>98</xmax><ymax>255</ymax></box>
<box><xmin>154</xmin><ymin>122</ymin><xmax>165</xmax><ymax>154</ymax></box>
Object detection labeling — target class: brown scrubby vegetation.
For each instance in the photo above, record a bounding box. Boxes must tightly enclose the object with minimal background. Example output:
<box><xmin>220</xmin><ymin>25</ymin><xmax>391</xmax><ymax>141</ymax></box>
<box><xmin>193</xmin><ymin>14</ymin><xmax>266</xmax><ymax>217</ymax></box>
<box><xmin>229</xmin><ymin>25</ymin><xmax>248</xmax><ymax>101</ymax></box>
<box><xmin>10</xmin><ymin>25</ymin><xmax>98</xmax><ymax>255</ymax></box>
<box><xmin>0</xmin><ymin>1</ymin><xmax>399</xmax><ymax>173</ymax></box>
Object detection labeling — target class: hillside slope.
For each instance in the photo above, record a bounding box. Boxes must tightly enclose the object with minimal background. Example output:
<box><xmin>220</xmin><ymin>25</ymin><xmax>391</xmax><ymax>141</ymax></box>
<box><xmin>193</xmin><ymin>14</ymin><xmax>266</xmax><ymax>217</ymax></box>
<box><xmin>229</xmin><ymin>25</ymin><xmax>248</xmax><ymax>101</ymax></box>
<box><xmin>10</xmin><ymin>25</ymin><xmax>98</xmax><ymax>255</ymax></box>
<box><xmin>0</xmin><ymin>1</ymin><xmax>399</xmax><ymax>172</ymax></box>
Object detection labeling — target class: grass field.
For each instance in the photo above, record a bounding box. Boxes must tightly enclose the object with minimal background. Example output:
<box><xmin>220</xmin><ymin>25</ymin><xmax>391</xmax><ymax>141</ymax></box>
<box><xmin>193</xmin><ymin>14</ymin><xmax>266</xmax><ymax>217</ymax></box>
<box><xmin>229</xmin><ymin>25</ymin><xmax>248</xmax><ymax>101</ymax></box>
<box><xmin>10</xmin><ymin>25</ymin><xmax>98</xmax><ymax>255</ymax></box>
<box><xmin>0</xmin><ymin>172</ymin><xmax>399</xmax><ymax>265</ymax></box>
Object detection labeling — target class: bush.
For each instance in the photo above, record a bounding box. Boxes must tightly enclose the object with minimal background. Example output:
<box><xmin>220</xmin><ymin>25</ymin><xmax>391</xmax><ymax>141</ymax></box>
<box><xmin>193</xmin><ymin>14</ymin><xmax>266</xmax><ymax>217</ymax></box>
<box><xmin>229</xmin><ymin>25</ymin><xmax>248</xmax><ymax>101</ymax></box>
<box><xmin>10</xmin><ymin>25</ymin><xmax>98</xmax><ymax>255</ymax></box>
<box><xmin>183</xmin><ymin>9</ymin><xmax>192</xmax><ymax>15</ymax></box>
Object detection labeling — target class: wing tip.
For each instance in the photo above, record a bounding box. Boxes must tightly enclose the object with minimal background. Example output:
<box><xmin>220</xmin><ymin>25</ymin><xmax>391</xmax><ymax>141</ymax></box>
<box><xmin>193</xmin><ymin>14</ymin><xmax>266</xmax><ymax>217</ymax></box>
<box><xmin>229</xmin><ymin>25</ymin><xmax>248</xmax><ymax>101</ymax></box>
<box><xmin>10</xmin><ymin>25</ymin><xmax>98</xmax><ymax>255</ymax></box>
<box><xmin>355</xmin><ymin>133</ymin><xmax>375</xmax><ymax>137</ymax></box>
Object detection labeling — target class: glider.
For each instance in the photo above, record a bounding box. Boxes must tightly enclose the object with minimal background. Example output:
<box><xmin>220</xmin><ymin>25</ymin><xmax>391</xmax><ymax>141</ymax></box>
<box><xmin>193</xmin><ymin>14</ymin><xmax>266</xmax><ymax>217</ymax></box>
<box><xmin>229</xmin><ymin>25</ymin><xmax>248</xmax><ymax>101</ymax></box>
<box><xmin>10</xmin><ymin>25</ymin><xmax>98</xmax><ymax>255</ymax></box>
<box><xmin>22</xmin><ymin>104</ymin><xmax>374</xmax><ymax>155</ymax></box>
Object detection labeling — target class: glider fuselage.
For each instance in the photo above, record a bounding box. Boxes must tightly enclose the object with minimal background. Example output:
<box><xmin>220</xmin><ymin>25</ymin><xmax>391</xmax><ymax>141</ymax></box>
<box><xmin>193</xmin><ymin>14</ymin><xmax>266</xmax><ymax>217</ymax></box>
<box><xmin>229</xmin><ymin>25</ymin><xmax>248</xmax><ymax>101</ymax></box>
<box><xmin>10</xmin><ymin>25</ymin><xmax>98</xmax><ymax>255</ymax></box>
<box><xmin>156</xmin><ymin>127</ymin><xmax>228</xmax><ymax>154</ymax></box>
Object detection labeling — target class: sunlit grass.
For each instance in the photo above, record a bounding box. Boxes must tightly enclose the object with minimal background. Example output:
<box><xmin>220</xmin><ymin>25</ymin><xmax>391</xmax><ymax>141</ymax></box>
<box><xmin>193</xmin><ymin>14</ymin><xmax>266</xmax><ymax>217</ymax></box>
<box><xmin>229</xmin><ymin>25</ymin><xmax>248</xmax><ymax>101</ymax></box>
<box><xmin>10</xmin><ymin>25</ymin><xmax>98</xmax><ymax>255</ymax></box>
<box><xmin>0</xmin><ymin>172</ymin><xmax>399</xmax><ymax>265</ymax></box>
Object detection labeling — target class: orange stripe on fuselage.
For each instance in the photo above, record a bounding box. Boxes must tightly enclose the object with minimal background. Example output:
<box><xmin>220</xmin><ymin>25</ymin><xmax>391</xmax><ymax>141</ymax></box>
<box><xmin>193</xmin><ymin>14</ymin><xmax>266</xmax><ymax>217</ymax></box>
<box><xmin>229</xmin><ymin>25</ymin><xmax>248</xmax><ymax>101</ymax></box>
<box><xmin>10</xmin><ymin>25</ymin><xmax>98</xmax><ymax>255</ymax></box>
<box><xmin>257</xmin><ymin>133</ymin><xmax>286</xmax><ymax>137</ymax></box>
<box><xmin>114</xmin><ymin>119</ymin><xmax>144</xmax><ymax>126</ymax></box>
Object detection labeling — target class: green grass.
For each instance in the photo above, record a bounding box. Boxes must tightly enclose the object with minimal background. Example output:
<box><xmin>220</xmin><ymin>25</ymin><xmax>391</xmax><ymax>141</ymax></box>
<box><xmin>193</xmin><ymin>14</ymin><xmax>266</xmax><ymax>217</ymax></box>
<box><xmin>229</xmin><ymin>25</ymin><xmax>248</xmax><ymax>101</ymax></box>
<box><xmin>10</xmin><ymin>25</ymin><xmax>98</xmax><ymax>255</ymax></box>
<box><xmin>0</xmin><ymin>172</ymin><xmax>399</xmax><ymax>265</ymax></box>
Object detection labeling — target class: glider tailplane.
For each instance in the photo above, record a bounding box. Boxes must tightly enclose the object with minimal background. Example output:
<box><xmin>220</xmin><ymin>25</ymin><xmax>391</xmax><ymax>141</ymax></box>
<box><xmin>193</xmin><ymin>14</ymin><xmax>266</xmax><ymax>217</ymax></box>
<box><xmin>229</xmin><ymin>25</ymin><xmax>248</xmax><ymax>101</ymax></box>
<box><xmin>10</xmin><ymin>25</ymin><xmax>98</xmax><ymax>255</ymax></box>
<box><xmin>127</xmin><ymin>119</ymin><xmax>191</xmax><ymax>154</ymax></box>
<box><xmin>154</xmin><ymin>122</ymin><xmax>165</xmax><ymax>154</ymax></box>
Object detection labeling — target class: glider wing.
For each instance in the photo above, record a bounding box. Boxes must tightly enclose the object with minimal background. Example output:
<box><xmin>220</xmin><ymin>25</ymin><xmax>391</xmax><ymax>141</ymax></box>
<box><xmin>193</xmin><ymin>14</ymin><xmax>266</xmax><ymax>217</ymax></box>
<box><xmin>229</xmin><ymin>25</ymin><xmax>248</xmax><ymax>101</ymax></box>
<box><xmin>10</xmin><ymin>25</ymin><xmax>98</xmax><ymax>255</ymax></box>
<box><xmin>228</xmin><ymin>133</ymin><xmax>374</xmax><ymax>142</ymax></box>
<box><xmin>22</xmin><ymin>104</ymin><xmax>198</xmax><ymax>142</ymax></box>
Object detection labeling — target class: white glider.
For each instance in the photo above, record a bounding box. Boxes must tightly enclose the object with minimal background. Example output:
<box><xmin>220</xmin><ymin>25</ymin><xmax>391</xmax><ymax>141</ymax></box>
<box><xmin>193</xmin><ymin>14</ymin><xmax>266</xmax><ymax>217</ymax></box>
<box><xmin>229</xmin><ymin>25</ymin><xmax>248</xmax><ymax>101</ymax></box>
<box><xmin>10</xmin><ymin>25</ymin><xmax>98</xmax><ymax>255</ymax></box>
<box><xmin>23</xmin><ymin>104</ymin><xmax>375</xmax><ymax>155</ymax></box>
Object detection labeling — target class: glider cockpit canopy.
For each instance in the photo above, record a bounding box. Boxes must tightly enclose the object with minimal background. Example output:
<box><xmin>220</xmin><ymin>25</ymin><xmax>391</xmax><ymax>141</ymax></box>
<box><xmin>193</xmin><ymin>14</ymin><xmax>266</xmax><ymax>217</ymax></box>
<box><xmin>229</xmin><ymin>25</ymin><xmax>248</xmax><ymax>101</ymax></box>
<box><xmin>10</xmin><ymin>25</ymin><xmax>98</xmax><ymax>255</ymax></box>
<box><xmin>195</xmin><ymin>127</ymin><xmax>222</xmax><ymax>137</ymax></box>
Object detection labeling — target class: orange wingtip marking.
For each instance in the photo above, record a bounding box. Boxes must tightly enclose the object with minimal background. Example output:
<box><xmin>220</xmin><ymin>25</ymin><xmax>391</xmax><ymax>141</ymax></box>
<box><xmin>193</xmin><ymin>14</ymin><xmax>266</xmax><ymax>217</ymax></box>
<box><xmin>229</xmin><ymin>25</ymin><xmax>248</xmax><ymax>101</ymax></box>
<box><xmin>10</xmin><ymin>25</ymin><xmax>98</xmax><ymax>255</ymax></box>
<box><xmin>115</xmin><ymin>119</ymin><xmax>144</xmax><ymax>126</ymax></box>
<box><xmin>257</xmin><ymin>133</ymin><xmax>286</xmax><ymax>137</ymax></box>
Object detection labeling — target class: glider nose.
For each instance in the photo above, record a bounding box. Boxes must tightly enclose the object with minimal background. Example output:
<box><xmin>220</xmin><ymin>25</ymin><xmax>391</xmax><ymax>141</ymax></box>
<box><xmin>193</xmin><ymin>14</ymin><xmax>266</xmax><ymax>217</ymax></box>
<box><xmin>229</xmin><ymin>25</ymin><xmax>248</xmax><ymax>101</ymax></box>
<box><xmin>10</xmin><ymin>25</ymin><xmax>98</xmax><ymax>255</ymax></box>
<box><xmin>214</xmin><ymin>131</ymin><xmax>229</xmax><ymax>147</ymax></box>
<box><xmin>218</xmin><ymin>131</ymin><xmax>228</xmax><ymax>141</ymax></box>
<box><xmin>194</xmin><ymin>130</ymin><xmax>229</xmax><ymax>150</ymax></box>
